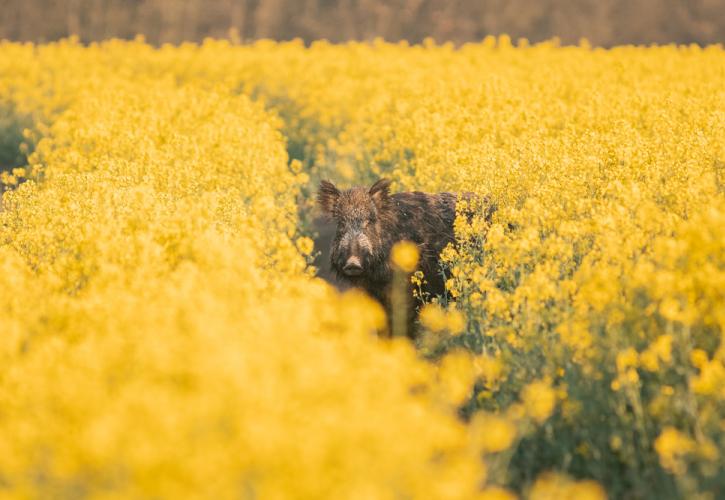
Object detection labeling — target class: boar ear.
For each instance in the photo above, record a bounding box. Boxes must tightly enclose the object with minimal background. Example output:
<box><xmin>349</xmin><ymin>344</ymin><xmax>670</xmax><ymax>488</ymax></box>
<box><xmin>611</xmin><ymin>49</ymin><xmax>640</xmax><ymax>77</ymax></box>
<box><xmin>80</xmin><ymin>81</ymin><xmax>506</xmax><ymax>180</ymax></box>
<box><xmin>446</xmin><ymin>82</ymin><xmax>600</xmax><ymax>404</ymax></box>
<box><xmin>369</xmin><ymin>178</ymin><xmax>391</xmax><ymax>208</ymax></box>
<box><xmin>318</xmin><ymin>180</ymin><xmax>340</xmax><ymax>216</ymax></box>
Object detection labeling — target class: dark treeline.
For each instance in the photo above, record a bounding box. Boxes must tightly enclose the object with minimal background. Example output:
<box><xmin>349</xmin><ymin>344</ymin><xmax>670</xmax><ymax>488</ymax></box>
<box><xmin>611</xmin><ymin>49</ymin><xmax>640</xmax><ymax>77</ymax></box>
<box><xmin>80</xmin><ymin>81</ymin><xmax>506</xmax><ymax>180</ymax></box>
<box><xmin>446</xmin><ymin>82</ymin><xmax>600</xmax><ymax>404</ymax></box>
<box><xmin>1</xmin><ymin>0</ymin><xmax>724</xmax><ymax>46</ymax></box>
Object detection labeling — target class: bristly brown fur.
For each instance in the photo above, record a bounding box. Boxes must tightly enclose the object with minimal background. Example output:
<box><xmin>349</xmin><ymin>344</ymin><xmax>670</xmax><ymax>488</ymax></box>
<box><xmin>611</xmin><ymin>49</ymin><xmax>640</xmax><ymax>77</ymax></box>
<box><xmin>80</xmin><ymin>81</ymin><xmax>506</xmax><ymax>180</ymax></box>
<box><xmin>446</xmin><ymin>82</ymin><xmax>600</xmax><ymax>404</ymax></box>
<box><xmin>317</xmin><ymin>178</ymin><xmax>494</xmax><ymax>336</ymax></box>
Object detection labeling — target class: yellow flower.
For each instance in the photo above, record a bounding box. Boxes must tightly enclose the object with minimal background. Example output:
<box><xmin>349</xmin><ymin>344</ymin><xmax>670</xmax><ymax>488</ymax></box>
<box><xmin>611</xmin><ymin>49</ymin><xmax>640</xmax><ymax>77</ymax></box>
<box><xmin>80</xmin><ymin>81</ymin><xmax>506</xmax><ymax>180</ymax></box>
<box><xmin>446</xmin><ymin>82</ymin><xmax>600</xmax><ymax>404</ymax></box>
<box><xmin>479</xmin><ymin>487</ymin><xmax>517</xmax><ymax>500</ymax></box>
<box><xmin>419</xmin><ymin>304</ymin><xmax>447</xmax><ymax>332</ymax></box>
<box><xmin>641</xmin><ymin>334</ymin><xmax>674</xmax><ymax>372</ymax></box>
<box><xmin>530</xmin><ymin>472</ymin><xmax>606</xmax><ymax>500</ymax></box>
<box><xmin>391</xmin><ymin>240</ymin><xmax>419</xmax><ymax>272</ymax></box>
<box><xmin>610</xmin><ymin>435</ymin><xmax>622</xmax><ymax>451</ymax></box>
<box><xmin>295</xmin><ymin>236</ymin><xmax>314</xmax><ymax>255</ymax></box>
<box><xmin>522</xmin><ymin>380</ymin><xmax>557</xmax><ymax>423</ymax></box>
<box><xmin>690</xmin><ymin>360</ymin><xmax>725</xmax><ymax>396</ymax></box>
<box><xmin>289</xmin><ymin>158</ymin><xmax>303</xmax><ymax>174</ymax></box>
<box><xmin>478</xmin><ymin>355</ymin><xmax>503</xmax><ymax>385</ymax></box>
<box><xmin>652</xmin><ymin>334</ymin><xmax>673</xmax><ymax>363</ymax></box>
<box><xmin>470</xmin><ymin>413</ymin><xmax>517</xmax><ymax>453</ymax></box>
<box><xmin>655</xmin><ymin>427</ymin><xmax>696</xmax><ymax>474</ymax></box>
<box><xmin>567</xmin><ymin>481</ymin><xmax>608</xmax><ymax>500</ymax></box>
<box><xmin>446</xmin><ymin>308</ymin><xmax>466</xmax><ymax>334</ymax></box>
<box><xmin>690</xmin><ymin>349</ymin><xmax>709</xmax><ymax>368</ymax></box>
<box><xmin>639</xmin><ymin>349</ymin><xmax>659</xmax><ymax>372</ymax></box>
<box><xmin>616</xmin><ymin>348</ymin><xmax>638</xmax><ymax>372</ymax></box>
<box><xmin>438</xmin><ymin>350</ymin><xmax>479</xmax><ymax>405</ymax></box>
<box><xmin>0</xmin><ymin>171</ymin><xmax>17</xmax><ymax>186</ymax></box>
<box><xmin>625</xmin><ymin>368</ymin><xmax>639</xmax><ymax>385</ymax></box>
<box><xmin>661</xmin><ymin>385</ymin><xmax>675</xmax><ymax>396</ymax></box>
<box><xmin>486</xmin><ymin>223</ymin><xmax>505</xmax><ymax>246</ymax></box>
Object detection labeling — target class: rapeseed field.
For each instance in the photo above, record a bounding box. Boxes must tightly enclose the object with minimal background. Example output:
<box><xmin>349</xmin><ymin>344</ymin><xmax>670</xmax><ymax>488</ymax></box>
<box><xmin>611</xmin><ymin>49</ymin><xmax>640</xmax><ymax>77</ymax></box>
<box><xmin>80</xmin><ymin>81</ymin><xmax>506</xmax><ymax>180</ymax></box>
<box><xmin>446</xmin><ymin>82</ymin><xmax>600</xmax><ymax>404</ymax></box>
<box><xmin>0</xmin><ymin>38</ymin><xmax>723</xmax><ymax>499</ymax></box>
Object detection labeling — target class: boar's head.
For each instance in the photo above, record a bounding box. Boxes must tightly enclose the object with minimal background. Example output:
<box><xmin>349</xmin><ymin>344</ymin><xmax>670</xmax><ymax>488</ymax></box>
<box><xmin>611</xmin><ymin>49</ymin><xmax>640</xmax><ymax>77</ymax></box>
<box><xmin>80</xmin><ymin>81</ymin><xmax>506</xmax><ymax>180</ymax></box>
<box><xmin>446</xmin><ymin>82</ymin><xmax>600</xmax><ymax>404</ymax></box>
<box><xmin>317</xmin><ymin>178</ymin><xmax>394</xmax><ymax>283</ymax></box>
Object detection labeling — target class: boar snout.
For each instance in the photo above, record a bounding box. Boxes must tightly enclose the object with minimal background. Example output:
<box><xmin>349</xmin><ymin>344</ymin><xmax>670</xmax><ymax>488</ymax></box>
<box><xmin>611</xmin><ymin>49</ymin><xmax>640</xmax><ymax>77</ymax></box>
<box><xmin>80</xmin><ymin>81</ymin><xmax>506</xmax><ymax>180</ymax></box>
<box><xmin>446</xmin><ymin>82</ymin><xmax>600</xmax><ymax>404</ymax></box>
<box><xmin>338</xmin><ymin>230</ymin><xmax>372</xmax><ymax>277</ymax></box>
<box><xmin>342</xmin><ymin>255</ymin><xmax>363</xmax><ymax>276</ymax></box>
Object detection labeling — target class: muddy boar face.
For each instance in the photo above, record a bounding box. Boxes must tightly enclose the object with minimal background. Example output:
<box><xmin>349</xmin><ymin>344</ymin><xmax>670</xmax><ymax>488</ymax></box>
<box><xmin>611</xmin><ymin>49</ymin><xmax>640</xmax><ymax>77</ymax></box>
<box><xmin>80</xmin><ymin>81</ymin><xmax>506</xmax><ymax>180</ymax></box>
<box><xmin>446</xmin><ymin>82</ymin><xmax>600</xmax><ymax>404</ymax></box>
<box><xmin>318</xmin><ymin>178</ymin><xmax>392</xmax><ymax>280</ymax></box>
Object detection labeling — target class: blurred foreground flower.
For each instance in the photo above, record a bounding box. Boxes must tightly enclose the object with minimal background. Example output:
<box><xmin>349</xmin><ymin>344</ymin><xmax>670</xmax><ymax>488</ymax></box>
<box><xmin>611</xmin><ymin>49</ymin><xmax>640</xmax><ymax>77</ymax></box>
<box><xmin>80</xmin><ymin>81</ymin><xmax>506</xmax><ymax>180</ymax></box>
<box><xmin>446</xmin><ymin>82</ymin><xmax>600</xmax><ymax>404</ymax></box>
<box><xmin>391</xmin><ymin>240</ymin><xmax>419</xmax><ymax>272</ymax></box>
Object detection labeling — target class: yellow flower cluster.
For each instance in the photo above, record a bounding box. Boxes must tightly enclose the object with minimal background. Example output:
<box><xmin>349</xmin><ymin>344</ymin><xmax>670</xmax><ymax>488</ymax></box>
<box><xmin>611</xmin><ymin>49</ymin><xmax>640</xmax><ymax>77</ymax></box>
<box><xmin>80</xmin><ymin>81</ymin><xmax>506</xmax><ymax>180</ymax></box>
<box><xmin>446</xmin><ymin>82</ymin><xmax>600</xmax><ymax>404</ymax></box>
<box><xmin>211</xmin><ymin>38</ymin><xmax>721</xmax><ymax>499</ymax></box>
<box><xmin>0</xmin><ymin>40</ymin><xmax>493</xmax><ymax>498</ymax></box>
<box><xmin>1</xmin><ymin>37</ymin><xmax>724</xmax><ymax>498</ymax></box>
<box><xmin>529</xmin><ymin>472</ymin><xmax>607</xmax><ymax>500</ymax></box>
<box><xmin>182</xmin><ymin>38</ymin><xmax>720</xmax><ymax>498</ymax></box>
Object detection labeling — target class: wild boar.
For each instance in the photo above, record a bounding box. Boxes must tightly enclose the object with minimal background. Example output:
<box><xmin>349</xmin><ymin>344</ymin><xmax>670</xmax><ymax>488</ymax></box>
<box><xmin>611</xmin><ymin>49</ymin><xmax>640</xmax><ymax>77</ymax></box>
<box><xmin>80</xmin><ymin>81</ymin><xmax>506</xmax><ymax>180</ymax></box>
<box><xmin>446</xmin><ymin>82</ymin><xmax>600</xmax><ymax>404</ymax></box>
<box><xmin>318</xmin><ymin>178</ymin><xmax>492</xmax><ymax>332</ymax></box>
